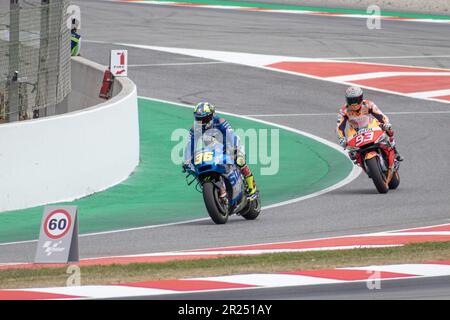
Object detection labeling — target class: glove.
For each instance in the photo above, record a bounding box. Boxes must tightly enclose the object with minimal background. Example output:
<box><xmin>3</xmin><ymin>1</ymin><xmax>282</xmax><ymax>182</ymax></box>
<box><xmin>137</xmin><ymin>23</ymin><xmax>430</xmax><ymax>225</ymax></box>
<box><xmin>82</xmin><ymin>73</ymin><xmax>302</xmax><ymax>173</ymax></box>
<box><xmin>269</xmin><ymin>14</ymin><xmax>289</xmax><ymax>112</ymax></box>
<box><xmin>381</xmin><ymin>123</ymin><xmax>394</xmax><ymax>136</ymax></box>
<box><xmin>182</xmin><ymin>160</ymin><xmax>192</xmax><ymax>173</ymax></box>
<box><xmin>339</xmin><ymin>138</ymin><xmax>347</xmax><ymax>149</ymax></box>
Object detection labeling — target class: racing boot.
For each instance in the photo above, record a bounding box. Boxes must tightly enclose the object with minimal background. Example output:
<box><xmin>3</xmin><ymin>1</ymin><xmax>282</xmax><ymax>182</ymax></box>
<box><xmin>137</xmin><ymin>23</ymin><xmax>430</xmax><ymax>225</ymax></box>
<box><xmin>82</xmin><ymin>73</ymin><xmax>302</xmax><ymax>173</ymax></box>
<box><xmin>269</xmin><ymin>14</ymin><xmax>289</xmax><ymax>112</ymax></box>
<box><xmin>348</xmin><ymin>151</ymin><xmax>358</xmax><ymax>165</ymax></box>
<box><xmin>394</xmin><ymin>147</ymin><xmax>404</xmax><ymax>162</ymax></box>
<box><xmin>245</xmin><ymin>174</ymin><xmax>257</xmax><ymax>197</ymax></box>
<box><xmin>240</xmin><ymin>165</ymin><xmax>257</xmax><ymax>199</ymax></box>
<box><xmin>387</xmin><ymin>135</ymin><xmax>404</xmax><ymax>162</ymax></box>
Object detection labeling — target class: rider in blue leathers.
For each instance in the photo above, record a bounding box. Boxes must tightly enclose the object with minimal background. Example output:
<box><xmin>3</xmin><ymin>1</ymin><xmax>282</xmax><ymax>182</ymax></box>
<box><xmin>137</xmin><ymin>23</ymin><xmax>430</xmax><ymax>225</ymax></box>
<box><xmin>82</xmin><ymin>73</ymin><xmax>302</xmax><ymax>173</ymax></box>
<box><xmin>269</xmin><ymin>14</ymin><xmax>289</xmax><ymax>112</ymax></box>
<box><xmin>183</xmin><ymin>102</ymin><xmax>257</xmax><ymax>198</ymax></box>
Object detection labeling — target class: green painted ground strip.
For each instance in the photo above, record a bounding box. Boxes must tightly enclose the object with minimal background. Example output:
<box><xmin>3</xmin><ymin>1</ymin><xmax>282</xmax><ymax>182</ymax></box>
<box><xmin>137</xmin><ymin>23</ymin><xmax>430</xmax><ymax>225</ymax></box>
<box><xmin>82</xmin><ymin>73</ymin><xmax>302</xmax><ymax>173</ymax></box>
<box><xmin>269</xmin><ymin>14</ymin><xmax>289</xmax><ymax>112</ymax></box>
<box><xmin>139</xmin><ymin>0</ymin><xmax>450</xmax><ymax>20</ymax></box>
<box><xmin>0</xmin><ymin>98</ymin><xmax>352</xmax><ymax>243</ymax></box>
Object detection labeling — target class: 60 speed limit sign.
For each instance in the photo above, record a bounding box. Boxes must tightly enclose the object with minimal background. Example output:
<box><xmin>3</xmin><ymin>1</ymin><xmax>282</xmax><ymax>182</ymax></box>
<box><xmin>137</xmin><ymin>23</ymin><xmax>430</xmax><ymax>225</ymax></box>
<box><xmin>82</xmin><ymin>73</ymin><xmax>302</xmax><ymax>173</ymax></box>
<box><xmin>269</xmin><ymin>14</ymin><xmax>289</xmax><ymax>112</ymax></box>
<box><xmin>44</xmin><ymin>209</ymin><xmax>72</xmax><ymax>239</ymax></box>
<box><xmin>35</xmin><ymin>206</ymin><xmax>79</xmax><ymax>263</ymax></box>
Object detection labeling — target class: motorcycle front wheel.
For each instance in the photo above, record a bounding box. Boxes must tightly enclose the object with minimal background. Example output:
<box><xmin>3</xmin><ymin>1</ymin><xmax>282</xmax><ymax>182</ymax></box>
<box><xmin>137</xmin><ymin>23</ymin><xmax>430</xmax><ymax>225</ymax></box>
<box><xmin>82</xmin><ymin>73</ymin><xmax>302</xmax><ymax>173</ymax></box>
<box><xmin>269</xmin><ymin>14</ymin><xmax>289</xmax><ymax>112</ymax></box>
<box><xmin>366</xmin><ymin>157</ymin><xmax>389</xmax><ymax>194</ymax></box>
<box><xmin>203</xmin><ymin>182</ymin><xmax>229</xmax><ymax>224</ymax></box>
<box><xmin>389</xmin><ymin>171</ymin><xmax>400</xmax><ymax>190</ymax></box>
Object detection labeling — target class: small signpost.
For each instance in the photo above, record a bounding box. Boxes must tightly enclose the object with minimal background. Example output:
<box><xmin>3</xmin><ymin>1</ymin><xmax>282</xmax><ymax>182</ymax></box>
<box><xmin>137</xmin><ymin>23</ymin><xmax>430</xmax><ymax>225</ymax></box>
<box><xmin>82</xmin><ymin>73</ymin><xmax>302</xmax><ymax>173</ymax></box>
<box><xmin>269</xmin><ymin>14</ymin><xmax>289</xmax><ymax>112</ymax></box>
<box><xmin>34</xmin><ymin>206</ymin><xmax>79</xmax><ymax>263</ymax></box>
<box><xmin>110</xmin><ymin>49</ymin><xmax>128</xmax><ymax>77</ymax></box>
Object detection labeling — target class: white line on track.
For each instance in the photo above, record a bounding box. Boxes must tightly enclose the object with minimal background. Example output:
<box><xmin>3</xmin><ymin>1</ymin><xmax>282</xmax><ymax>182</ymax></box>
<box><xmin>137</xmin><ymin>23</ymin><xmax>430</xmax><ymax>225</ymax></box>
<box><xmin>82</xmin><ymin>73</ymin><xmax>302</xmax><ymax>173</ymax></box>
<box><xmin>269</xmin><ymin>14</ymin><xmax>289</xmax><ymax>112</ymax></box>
<box><xmin>83</xmin><ymin>41</ymin><xmax>450</xmax><ymax>63</ymax></box>
<box><xmin>0</xmin><ymin>96</ymin><xmax>361</xmax><ymax>247</ymax></box>
<box><xmin>326</xmin><ymin>72</ymin><xmax>450</xmax><ymax>83</ymax></box>
<box><xmin>128</xmin><ymin>61</ymin><xmax>228</xmax><ymax>67</ymax></box>
<box><xmin>409</xmin><ymin>89</ymin><xmax>450</xmax><ymax>98</ymax></box>
<box><xmin>85</xmin><ymin>40</ymin><xmax>450</xmax><ymax>74</ymax></box>
<box><xmin>326</xmin><ymin>55</ymin><xmax>450</xmax><ymax>60</ymax></box>
<box><xmin>379</xmin><ymin>111</ymin><xmax>450</xmax><ymax>115</ymax></box>
<box><xmin>245</xmin><ymin>111</ymin><xmax>450</xmax><ymax>117</ymax></box>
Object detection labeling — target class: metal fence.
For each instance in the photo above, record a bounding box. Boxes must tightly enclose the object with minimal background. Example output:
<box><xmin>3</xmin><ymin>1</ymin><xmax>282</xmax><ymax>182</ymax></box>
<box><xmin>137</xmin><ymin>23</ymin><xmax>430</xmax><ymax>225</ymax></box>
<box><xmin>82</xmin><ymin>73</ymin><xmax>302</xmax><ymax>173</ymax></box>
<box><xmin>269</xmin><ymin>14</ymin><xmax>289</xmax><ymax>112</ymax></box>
<box><xmin>0</xmin><ymin>0</ymin><xmax>71</xmax><ymax>122</ymax></box>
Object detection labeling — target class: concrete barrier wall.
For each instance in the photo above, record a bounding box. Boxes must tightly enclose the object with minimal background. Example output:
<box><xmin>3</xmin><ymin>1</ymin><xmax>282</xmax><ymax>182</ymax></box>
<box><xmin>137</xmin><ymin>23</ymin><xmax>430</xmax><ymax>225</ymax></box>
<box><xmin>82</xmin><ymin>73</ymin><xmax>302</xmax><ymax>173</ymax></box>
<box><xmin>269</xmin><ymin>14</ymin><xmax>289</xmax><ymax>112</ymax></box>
<box><xmin>0</xmin><ymin>57</ymin><xmax>139</xmax><ymax>212</ymax></box>
<box><xmin>67</xmin><ymin>58</ymin><xmax>105</xmax><ymax>112</ymax></box>
<box><xmin>232</xmin><ymin>0</ymin><xmax>450</xmax><ymax>15</ymax></box>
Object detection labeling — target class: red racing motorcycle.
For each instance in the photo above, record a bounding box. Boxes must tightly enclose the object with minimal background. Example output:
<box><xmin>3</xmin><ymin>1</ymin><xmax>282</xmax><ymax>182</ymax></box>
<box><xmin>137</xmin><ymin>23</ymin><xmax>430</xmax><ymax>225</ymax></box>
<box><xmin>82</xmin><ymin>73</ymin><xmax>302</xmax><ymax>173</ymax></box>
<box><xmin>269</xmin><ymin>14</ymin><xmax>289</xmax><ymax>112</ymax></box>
<box><xmin>346</xmin><ymin>118</ymin><xmax>400</xmax><ymax>193</ymax></box>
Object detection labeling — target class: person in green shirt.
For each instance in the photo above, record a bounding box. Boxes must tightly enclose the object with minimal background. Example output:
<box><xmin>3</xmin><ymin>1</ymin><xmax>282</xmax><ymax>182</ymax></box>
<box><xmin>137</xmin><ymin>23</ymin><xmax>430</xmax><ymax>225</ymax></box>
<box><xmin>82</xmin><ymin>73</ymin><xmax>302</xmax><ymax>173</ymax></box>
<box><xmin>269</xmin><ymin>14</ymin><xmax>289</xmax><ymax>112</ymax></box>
<box><xmin>70</xmin><ymin>19</ymin><xmax>81</xmax><ymax>56</ymax></box>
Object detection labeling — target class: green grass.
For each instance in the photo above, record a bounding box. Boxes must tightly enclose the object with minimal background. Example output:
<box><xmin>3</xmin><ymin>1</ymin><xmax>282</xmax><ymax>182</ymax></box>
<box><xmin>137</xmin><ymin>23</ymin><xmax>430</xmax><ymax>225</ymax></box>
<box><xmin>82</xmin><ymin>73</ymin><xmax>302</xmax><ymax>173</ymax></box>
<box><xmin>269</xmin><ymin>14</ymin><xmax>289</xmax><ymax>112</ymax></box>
<box><xmin>2</xmin><ymin>241</ymin><xmax>450</xmax><ymax>289</ymax></box>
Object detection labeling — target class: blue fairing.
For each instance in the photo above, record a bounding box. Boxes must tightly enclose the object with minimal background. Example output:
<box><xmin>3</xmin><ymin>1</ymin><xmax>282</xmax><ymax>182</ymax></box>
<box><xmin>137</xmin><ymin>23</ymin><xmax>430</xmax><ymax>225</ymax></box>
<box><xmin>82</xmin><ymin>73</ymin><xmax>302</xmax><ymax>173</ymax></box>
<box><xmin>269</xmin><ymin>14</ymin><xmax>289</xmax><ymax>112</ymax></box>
<box><xmin>193</xmin><ymin>152</ymin><xmax>226</xmax><ymax>175</ymax></box>
<box><xmin>193</xmin><ymin>145</ymin><xmax>230</xmax><ymax>175</ymax></box>
<box><xmin>230</xmin><ymin>191</ymin><xmax>244</xmax><ymax>206</ymax></box>
<box><xmin>191</xmin><ymin>144</ymin><xmax>244</xmax><ymax>205</ymax></box>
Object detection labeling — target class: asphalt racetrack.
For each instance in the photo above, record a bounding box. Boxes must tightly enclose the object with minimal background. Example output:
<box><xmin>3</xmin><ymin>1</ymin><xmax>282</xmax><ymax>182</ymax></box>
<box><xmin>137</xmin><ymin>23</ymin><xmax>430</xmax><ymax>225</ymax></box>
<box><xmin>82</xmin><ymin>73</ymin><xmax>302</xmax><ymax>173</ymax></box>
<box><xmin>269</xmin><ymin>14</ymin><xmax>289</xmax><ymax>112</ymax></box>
<box><xmin>123</xmin><ymin>275</ymin><xmax>450</xmax><ymax>300</ymax></box>
<box><xmin>1</xmin><ymin>1</ymin><xmax>450</xmax><ymax>299</ymax></box>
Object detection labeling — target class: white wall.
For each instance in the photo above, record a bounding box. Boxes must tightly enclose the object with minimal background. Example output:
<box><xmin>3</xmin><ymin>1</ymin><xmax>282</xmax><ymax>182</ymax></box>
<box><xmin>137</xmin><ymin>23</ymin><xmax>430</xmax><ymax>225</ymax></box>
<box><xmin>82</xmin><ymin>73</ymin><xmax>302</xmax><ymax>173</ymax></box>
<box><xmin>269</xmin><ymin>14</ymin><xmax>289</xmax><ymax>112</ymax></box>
<box><xmin>0</xmin><ymin>57</ymin><xmax>139</xmax><ymax>212</ymax></box>
<box><xmin>68</xmin><ymin>57</ymin><xmax>106</xmax><ymax>112</ymax></box>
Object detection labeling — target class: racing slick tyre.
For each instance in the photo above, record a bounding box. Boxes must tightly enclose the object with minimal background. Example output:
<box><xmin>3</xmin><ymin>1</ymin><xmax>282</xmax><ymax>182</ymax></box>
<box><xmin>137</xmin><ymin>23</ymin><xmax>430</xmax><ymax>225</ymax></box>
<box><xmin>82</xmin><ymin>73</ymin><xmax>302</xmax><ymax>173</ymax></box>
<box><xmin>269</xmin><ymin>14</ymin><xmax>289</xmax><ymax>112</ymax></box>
<box><xmin>389</xmin><ymin>171</ymin><xmax>400</xmax><ymax>190</ymax></box>
<box><xmin>203</xmin><ymin>182</ymin><xmax>229</xmax><ymax>224</ymax></box>
<box><xmin>366</xmin><ymin>157</ymin><xmax>389</xmax><ymax>194</ymax></box>
<box><xmin>242</xmin><ymin>193</ymin><xmax>261</xmax><ymax>220</ymax></box>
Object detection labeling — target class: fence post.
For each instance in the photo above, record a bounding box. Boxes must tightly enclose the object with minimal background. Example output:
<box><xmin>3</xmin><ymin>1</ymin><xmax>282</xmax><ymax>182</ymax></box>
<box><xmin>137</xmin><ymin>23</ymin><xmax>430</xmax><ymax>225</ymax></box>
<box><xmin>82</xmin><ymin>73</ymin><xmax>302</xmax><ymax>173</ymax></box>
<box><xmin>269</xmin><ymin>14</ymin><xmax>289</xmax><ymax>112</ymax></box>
<box><xmin>35</xmin><ymin>0</ymin><xmax>50</xmax><ymax>119</ymax></box>
<box><xmin>7</xmin><ymin>0</ymin><xmax>20</xmax><ymax>122</ymax></box>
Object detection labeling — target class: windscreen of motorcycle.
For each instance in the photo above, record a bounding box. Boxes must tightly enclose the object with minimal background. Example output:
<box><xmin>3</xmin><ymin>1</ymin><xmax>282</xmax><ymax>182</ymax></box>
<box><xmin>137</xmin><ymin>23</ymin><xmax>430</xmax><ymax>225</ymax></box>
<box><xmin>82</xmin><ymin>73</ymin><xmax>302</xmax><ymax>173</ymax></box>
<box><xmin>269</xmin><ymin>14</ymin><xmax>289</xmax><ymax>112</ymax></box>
<box><xmin>347</xmin><ymin>115</ymin><xmax>379</xmax><ymax>138</ymax></box>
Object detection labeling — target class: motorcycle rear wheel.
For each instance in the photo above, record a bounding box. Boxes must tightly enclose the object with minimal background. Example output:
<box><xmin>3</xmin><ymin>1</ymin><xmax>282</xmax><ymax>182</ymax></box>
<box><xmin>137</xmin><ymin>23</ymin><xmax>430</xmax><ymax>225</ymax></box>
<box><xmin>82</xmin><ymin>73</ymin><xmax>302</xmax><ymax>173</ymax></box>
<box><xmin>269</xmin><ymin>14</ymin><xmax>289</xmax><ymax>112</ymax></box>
<box><xmin>203</xmin><ymin>182</ymin><xmax>229</xmax><ymax>224</ymax></box>
<box><xmin>242</xmin><ymin>194</ymin><xmax>261</xmax><ymax>220</ymax></box>
<box><xmin>366</xmin><ymin>157</ymin><xmax>389</xmax><ymax>194</ymax></box>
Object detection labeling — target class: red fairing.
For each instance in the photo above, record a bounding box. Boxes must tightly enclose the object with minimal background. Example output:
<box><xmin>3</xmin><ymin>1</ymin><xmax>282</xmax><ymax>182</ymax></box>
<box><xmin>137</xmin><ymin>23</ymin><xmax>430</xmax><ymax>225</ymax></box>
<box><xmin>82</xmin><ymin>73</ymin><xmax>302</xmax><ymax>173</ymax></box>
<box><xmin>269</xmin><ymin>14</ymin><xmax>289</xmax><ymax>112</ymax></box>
<box><xmin>354</xmin><ymin>153</ymin><xmax>365</xmax><ymax>171</ymax></box>
<box><xmin>379</xmin><ymin>144</ymin><xmax>395</xmax><ymax>168</ymax></box>
<box><xmin>387</xmin><ymin>148</ymin><xmax>395</xmax><ymax>168</ymax></box>
<box><xmin>347</xmin><ymin>129</ymin><xmax>384</xmax><ymax>148</ymax></box>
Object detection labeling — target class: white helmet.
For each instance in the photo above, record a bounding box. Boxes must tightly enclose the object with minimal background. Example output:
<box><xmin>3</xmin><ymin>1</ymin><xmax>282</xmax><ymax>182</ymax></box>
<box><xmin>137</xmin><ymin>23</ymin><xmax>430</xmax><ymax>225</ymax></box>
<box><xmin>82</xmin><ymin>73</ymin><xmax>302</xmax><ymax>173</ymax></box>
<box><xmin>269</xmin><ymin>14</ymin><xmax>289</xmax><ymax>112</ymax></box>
<box><xmin>345</xmin><ymin>86</ymin><xmax>363</xmax><ymax>111</ymax></box>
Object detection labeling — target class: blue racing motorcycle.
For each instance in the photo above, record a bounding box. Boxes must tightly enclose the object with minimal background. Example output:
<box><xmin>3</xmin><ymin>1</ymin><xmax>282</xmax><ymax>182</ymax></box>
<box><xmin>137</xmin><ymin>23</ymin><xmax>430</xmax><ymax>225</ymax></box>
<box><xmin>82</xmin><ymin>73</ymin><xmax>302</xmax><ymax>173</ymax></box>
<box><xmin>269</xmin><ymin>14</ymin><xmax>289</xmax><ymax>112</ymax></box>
<box><xmin>183</xmin><ymin>141</ymin><xmax>261</xmax><ymax>224</ymax></box>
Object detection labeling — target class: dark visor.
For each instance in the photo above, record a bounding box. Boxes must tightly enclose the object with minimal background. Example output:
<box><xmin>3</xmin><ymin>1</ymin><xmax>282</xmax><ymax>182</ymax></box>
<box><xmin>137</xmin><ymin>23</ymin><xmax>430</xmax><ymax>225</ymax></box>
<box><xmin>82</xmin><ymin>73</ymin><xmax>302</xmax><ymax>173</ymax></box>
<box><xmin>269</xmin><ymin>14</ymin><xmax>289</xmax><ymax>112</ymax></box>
<box><xmin>347</xmin><ymin>96</ymin><xmax>363</xmax><ymax>105</ymax></box>
<box><xmin>195</xmin><ymin>113</ymin><xmax>213</xmax><ymax>124</ymax></box>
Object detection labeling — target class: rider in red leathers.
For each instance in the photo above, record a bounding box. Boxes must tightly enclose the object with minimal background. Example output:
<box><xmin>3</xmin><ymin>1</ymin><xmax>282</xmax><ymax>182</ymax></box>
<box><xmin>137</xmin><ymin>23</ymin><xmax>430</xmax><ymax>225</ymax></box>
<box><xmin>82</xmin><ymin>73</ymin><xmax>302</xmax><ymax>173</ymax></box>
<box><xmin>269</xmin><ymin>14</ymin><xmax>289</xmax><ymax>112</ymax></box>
<box><xmin>336</xmin><ymin>86</ymin><xmax>404</xmax><ymax>162</ymax></box>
